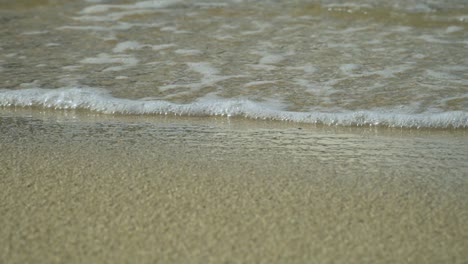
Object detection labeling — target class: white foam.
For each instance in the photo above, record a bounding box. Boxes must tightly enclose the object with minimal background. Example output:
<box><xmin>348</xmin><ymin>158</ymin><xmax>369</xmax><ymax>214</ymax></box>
<box><xmin>151</xmin><ymin>44</ymin><xmax>177</xmax><ymax>51</ymax></box>
<box><xmin>21</xmin><ymin>31</ymin><xmax>49</xmax><ymax>35</ymax></box>
<box><xmin>340</xmin><ymin>64</ymin><xmax>361</xmax><ymax>75</ymax></box>
<box><xmin>174</xmin><ymin>49</ymin><xmax>203</xmax><ymax>56</ymax></box>
<box><xmin>194</xmin><ymin>2</ymin><xmax>228</xmax><ymax>8</ymax></box>
<box><xmin>445</xmin><ymin>26</ymin><xmax>463</xmax><ymax>33</ymax></box>
<box><xmin>77</xmin><ymin>0</ymin><xmax>182</xmax><ymax>22</ymax></box>
<box><xmin>457</xmin><ymin>15</ymin><xmax>468</xmax><ymax>22</ymax></box>
<box><xmin>327</xmin><ymin>43</ymin><xmax>357</xmax><ymax>48</ymax></box>
<box><xmin>320</xmin><ymin>64</ymin><xmax>412</xmax><ymax>79</ymax></box>
<box><xmin>58</xmin><ymin>23</ymin><xmax>134</xmax><ymax>31</ymax></box>
<box><xmin>286</xmin><ymin>64</ymin><xmax>317</xmax><ymax>74</ymax></box>
<box><xmin>158</xmin><ymin>63</ymin><xmax>245</xmax><ymax>92</ymax></box>
<box><xmin>18</xmin><ymin>81</ymin><xmax>41</xmax><ymax>88</ymax></box>
<box><xmin>425</xmin><ymin>70</ymin><xmax>467</xmax><ymax>85</ymax></box>
<box><xmin>391</xmin><ymin>26</ymin><xmax>412</xmax><ymax>33</ymax></box>
<box><xmin>241</xmin><ymin>21</ymin><xmax>271</xmax><ymax>35</ymax></box>
<box><xmin>113</xmin><ymin>41</ymin><xmax>144</xmax><ymax>53</ymax></box>
<box><xmin>134</xmin><ymin>0</ymin><xmax>181</xmax><ymax>9</ymax></box>
<box><xmin>1</xmin><ymin>88</ymin><xmax>466</xmax><ymax>129</ymax></box>
<box><xmin>244</xmin><ymin>81</ymin><xmax>276</xmax><ymax>88</ymax></box>
<box><xmin>187</xmin><ymin>62</ymin><xmax>220</xmax><ymax>76</ymax></box>
<box><xmin>76</xmin><ymin>10</ymin><xmax>158</xmax><ymax>22</ymax></box>
<box><xmin>426</xmin><ymin>70</ymin><xmax>458</xmax><ymax>80</ymax></box>
<box><xmin>62</xmin><ymin>65</ymin><xmax>81</xmax><ymax>71</ymax></box>
<box><xmin>295</xmin><ymin>79</ymin><xmax>328</xmax><ymax>95</ymax></box>
<box><xmin>160</xmin><ymin>26</ymin><xmax>189</xmax><ymax>34</ymax></box>
<box><xmin>81</xmin><ymin>0</ymin><xmax>181</xmax><ymax>14</ymax></box>
<box><xmin>247</xmin><ymin>64</ymin><xmax>277</xmax><ymax>71</ymax></box>
<box><xmin>324</xmin><ymin>3</ymin><xmax>373</xmax><ymax>10</ymax></box>
<box><xmin>259</xmin><ymin>54</ymin><xmax>285</xmax><ymax>65</ymax></box>
<box><xmin>214</xmin><ymin>35</ymin><xmax>235</xmax><ymax>41</ymax></box>
<box><xmin>405</xmin><ymin>3</ymin><xmax>433</xmax><ymax>13</ymax></box>
<box><xmin>45</xmin><ymin>43</ymin><xmax>61</xmax><ymax>47</ymax></box>
<box><xmin>81</xmin><ymin>4</ymin><xmax>111</xmax><ymax>14</ymax></box>
<box><xmin>417</xmin><ymin>35</ymin><xmax>463</xmax><ymax>44</ymax></box>
<box><xmin>80</xmin><ymin>53</ymin><xmax>139</xmax><ymax>71</ymax></box>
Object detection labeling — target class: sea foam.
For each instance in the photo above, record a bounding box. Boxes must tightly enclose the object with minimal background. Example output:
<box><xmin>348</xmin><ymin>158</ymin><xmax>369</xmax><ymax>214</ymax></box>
<box><xmin>1</xmin><ymin>88</ymin><xmax>467</xmax><ymax>129</ymax></box>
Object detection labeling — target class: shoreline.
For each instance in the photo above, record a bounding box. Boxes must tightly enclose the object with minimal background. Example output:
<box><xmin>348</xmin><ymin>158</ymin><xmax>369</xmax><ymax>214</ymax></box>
<box><xmin>2</xmin><ymin>106</ymin><xmax>468</xmax><ymax>131</ymax></box>
<box><xmin>1</xmin><ymin>109</ymin><xmax>467</xmax><ymax>263</ymax></box>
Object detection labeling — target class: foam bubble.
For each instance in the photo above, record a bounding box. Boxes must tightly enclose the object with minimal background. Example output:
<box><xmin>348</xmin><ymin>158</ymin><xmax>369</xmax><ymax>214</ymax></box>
<box><xmin>113</xmin><ymin>41</ymin><xmax>144</xmax><ymax>53</ymax></box>
<box><xmin>77</xmin><ymin>0</ymin><xmax>182</xmax><ymax>22</ymax></box>
<box><xmin>244</xmin><ymin>81</ymin><xmax>277</xmax><ymax>88</ymax></box>
<box><xmin>81</xmin><ymin>0</ymin><xmax>182</xmax><ymax>14</ymax></box>
<box><xmin>286</xmin><ymin>64</ymin><xmax>317</xmax><ymax>74</ymax></box>
<box><xmin>187</xmin><ymin>62</ymin><xmax>220</xmax><ymax>76</ymax></box>
<box><xmin>1</xmin><ymin>88</ymin><xmax>466</xmax><ymax>129</ymax></box>
<box><xmin>366</xmin><ymin>65</ymin><xmax>412</xmax><ymax>78</ymax></box>
<box><xmin>418</xmin><ymin>35</ymin><xmax>454</xmax><ymax>44</ymax></box>
<box><xmin>340</xmin><ymin>64</ymin><xmax>361</xmax><ymax>75</ymax></box>
<box><xmin>259</xmin><ymin>54</ymin><xmax>285</xmax><ymax>65</ymax></box>
<box><xmin>80</xmin><ymin>53</ymin><xmax>139</xmax><ymax>71</ymax></box>
<box><xmin>151</xmin><ymin>44</ymin><xmax>177</xmax><ymax>51</ymax></box>
<box><xmin>58</xmin><ymin>23</ymin><xmax>133</xmax><ymax>31</ymax></box>
<box><xmin>158</xmin><ymin>63</ymin><xmax>245</xmax><ymax>92</ymax></box>
<box><xmin>194</xmin><ymin>3</ymin><xmax>228</xmax><ymax>8</ymax></box>
<box><xmin>21</xmin><ymin>31</ymin><xmax>49</xmax><ymax>35</ymax></box>
<box><xmin>241</xmin><ymin>21</ymin><xmax>271</xmax><ymax>35</ymax></box>
<box><xmin>247</xmin><ymin>64</ymin><xmax>277</xmax><ymax>71</ymax></box>
<box><xmin>81</xmin><ymin>5</ymin><xmax>111</xmax><ymax>14</ymax></box>
<box><xmin>174</xmin><ymin>49</ymin><xmax>203</xmax><ymax>56</ymax></box>
<box><xmin>45</xmin><ymin>43</ymin><xmax>61</xmax><ymax>47</ymax></box>
<box><xmin>62</xmin><ymin>65</ymin><xmax>81</xmax><ymax>71</ymax></box>
<box><xmin>445</xmin><ymin>26</ymin><xmax>463</xmax><ymax>33</ymax></box>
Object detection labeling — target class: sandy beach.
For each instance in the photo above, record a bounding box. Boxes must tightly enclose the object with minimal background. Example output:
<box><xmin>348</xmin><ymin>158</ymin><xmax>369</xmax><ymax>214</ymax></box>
<box><xmin>1</xmin><ymin>0</ymin><xmax>467</xmax><ymax>262</ymax></box>
<box><xmin>0</xmin><ymin>109</ymin><xmax>467</xmax><ymax>263</ymax></box>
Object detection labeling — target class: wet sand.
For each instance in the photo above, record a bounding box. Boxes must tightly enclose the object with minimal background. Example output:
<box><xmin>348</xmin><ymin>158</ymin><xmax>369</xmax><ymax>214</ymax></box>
<box><xmin>0</xmin><ymin>109</ymin><xmax>467</xmax><ymax>264</ymax></box>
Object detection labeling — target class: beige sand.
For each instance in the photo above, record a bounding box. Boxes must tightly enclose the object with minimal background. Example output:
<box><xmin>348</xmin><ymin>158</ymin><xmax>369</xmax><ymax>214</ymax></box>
<box><xmin>0</xmin><ymin>110</ymin><xmax>467</xmax><ymax>263</ymax></box>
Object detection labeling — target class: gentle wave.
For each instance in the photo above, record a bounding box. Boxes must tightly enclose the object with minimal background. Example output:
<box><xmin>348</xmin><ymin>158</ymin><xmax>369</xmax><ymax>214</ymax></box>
<box><xmin>1</xmin><ymin>88</ymin><xmax>467</xmax><ymax>128</ymax></box>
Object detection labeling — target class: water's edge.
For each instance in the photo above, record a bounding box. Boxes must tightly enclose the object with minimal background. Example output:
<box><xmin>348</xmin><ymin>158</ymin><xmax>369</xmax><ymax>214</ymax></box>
<box><xmin>1</xmin><ymin>87</ymin><xmax>467</xmax><ymax>128</ymax></box>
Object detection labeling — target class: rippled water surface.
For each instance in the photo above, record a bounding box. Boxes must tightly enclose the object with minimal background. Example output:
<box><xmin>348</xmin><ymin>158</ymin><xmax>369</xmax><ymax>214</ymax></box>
<box><xmin>1</xmin><ymin>0</ymin><xmax>467</xmax><ymax>127</ymax></box>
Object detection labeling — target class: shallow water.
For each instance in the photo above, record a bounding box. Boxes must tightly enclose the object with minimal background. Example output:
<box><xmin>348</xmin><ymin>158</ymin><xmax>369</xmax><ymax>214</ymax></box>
<box><xmin>0</xmin><ymin>0</ymin><xmax>467</xmax><ymax>127</ymax></box>
<box><xmin>1</xmin><ymin>2</ymin><xmax>467</xmax><ymax>262</ymax></box>
<box><xmin>0</xmin><ymin>110</ymin><xmax>467</xmax><ymax>263</ymax></box>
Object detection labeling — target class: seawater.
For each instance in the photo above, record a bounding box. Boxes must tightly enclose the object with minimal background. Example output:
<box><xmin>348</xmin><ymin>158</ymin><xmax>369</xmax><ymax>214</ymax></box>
<box><xmin>1</xmin><ymin>0</ymin><xmax>467</xmax><ymax>128</ymax></box>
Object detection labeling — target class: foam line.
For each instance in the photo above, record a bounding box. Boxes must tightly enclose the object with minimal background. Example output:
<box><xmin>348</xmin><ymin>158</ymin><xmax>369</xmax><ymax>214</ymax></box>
<box><xmin>1</xmin><ymin>88</ymin><xmax>467</xmax><ymax>128</ymax></box>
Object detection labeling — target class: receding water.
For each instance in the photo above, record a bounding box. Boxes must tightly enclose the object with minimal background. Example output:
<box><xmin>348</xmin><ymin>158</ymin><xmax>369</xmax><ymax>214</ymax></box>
<box><xmin>1</xmin><ymin>3</ymin><xmax>467</xmax><ymax>262</ymax></box>
<box><xmin>1</xmin><ymin>0</ymin><xmax>467</xmax><ymax>127</ymax></box>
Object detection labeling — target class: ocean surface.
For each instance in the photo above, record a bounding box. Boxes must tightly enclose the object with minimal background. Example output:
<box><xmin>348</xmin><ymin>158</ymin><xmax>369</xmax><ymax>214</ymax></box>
<box><xmin>1</xmin><ymin>0</ymin><xmax>467</xmax><ymax>128</ymax></box>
